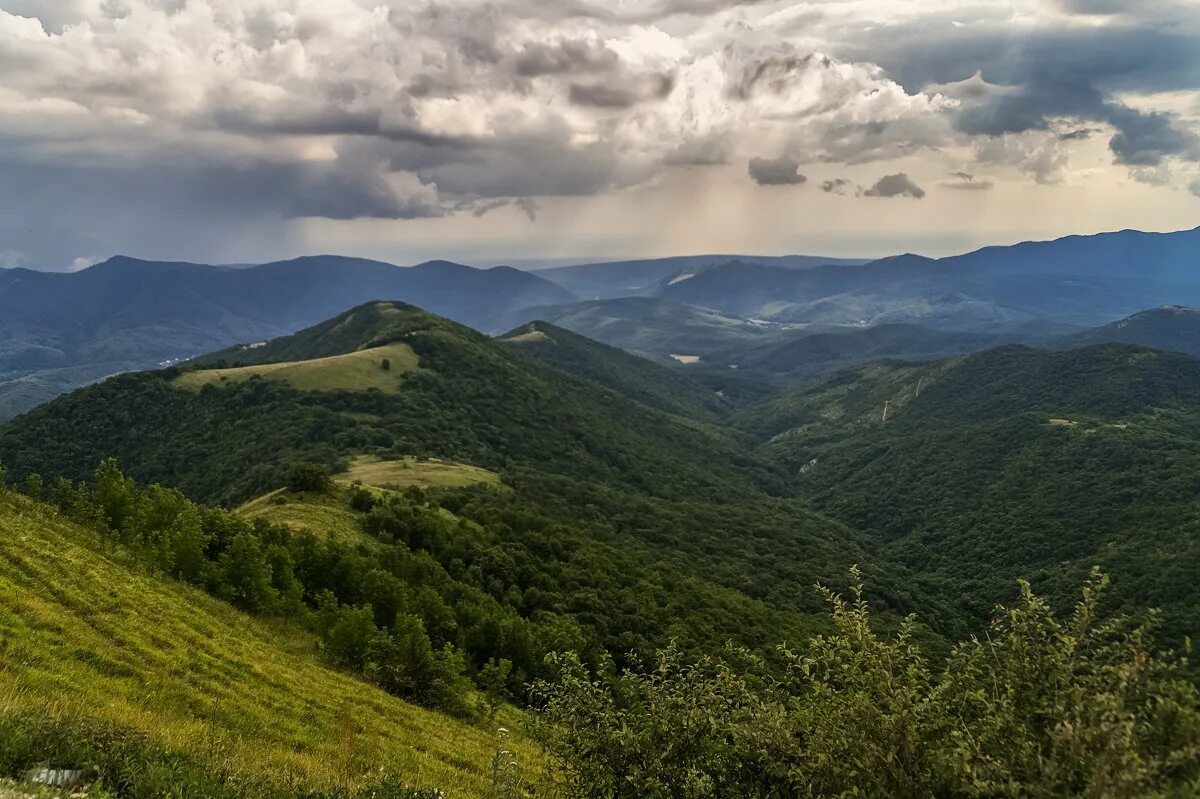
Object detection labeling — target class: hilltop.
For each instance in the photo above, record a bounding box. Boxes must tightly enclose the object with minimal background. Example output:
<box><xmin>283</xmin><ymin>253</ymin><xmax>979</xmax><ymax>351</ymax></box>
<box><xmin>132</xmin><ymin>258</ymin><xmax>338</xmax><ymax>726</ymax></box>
<box><xmin>1064</xmin><ymin>306</ymin><xmax>1200</xmax><ymax>357</ymax></box>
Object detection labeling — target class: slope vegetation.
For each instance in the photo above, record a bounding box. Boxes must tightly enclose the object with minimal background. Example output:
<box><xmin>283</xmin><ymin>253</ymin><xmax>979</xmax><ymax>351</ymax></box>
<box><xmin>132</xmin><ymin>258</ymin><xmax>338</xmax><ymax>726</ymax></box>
<box><xmin>780</xmin><ymin>344</ymin><xmax>1200</xmax><ymax>643</ymax></box>
<box><xmin>175</xmin><ymin>342</ymin><xmax>419</xmax><ymax>393</ymax></box>
<box><xmin>499</xmin><ymin>320</ymin><xmax>727</xmax><ymax>420</ymax></box>
<box><xmin>0</xmin><ymin>492</ymin><xmax>534</xmax><ymax>798</ymax></box>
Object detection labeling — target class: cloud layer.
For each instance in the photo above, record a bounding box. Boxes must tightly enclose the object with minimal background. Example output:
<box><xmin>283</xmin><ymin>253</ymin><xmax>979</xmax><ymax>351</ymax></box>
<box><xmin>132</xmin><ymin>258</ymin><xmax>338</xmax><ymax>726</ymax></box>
<box><xmin>0</xmin><ymin>0</ymin><xmax>1198</xmax><ymax>267</ymax></box>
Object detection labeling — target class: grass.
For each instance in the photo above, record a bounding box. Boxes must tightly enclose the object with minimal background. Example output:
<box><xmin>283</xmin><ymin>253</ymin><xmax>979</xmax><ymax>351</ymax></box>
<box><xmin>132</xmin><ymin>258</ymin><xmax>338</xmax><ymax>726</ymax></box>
<box><xmin>340</xmin><ymin>457</ymin><xmax>501</xmax><ymax>491</ymax></box>
<box><xmin>237</xmin><ymin>490</ymin><xmax>369</xmax><ymax>545</ymax></box>
<box><xmin>173</xmin><ymin>344</ymin><xmax>419</xmax><ymax>394</ymax></box>
<box><xmin>0</xmin><ymin>492</ymin><xmax>540</xmax><ymax>798</ymax></box>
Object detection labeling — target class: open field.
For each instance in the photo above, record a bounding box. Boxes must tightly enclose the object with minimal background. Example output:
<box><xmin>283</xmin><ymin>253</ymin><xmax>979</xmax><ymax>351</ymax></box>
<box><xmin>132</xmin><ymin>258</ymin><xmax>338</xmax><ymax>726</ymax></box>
<box><xmin>237</xmin><ymin>489</ymin><xmax>369</xmax><ymax>544</ymax></box>
<box><xmin>340</xmin><ymin>456</ymin><xmax>501</xmax><ymax>491</ymax></box>
<box><xmin>173</xmin><ymin>343</ymin><xmax>419</xmax><ymax>394</ymax></box>
<box><xmin>0</xmin><ymin>493</ymin><xmax>538</xmax><ymax>798</ymax></box>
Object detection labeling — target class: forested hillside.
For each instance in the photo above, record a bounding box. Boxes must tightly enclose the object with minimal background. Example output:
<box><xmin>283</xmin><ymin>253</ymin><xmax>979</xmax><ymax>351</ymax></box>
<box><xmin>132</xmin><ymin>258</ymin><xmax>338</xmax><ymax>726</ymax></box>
<box><xmin>0</xmin><ymin>302</ymin><xmax>769</xmax><ymax>505</ymax></box>
<box><xmin>772</xmin><ymin>345</ymin><xmax>1200</xmax><ymax>646</ymax></box>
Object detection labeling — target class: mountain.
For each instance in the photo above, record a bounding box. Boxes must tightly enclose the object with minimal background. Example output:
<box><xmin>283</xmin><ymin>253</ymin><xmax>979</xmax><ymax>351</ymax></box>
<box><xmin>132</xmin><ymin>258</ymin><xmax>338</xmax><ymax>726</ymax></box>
<box><xmin>1064</xmin><ymin>306</ymin><xmax>1200</xmax><ymax>356</ymax></box>
<box><xmin>0</xmin><ymin>301</ymin><xmax>764</xmax><ymax>505</ymax></box>
<box><xmin>0</xmin><ymin>255</ymin><xmax>575</xmax><ymax>420</ymax></box>
<box><xmin>498</xmin><ymin>320</ymin><xmax>729</xmax><ymax>420</ymax></box>
<box><xmin>764</xmin><ymin>343</ymin><xmax>1200</xmax><ymax>646</ymax></box>
<box><xmin>502</xmin><ymin>296</ymin><xmax>784</xmax><ymax>364</ymax></box>
<box><xmin>728</xmin><ymin>323</ymin><xmax>1026</xmax><ymax>379</ymax></box>
<box><xmin>654</xmin><ymin>227</ymin><xmax>1200</xmax><ymax>329</ymax></box>
<box><xmin>0</xmin><ymin>489</ymin><xmax>519</xmax><ymax>798</ymax></box>
<box><xmin>0</xmin><ymin>300</ymin><xmax>940</xmax><ymax>682</ymax></box>
<box><xmin>533</xmin><ymin>254</ymin><xmax>869</xmax><ymax>299</ymax></box>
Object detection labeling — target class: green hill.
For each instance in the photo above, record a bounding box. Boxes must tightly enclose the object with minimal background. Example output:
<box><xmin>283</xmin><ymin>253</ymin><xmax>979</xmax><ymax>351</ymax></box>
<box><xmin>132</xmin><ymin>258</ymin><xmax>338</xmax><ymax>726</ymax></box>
<box><xmin>776</xmin><ymin>344</ymin><xmax>1200</xmax><ymax>643</ymax></box>
<box><xmin>499</xmin><ymin>320</ymin><xmax>727</xmax><ymax>420</ymax></box>
<box><xmin>0</xmin><ymin>490</ymin><xmax>536</xmax><ymax>798</ymax></box>
<box><xmin>0</xmin><ymin>302</ymin><xmax>773</xmax><ymax>505</ymax></box>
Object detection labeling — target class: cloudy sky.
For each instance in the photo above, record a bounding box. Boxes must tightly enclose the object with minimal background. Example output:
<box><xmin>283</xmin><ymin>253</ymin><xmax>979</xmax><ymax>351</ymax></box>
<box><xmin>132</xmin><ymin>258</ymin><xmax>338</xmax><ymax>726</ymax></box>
<box><xmin>1</xmin><ymin>0</ymin><xmax>1199</xmax><ymax>270</ymax></box>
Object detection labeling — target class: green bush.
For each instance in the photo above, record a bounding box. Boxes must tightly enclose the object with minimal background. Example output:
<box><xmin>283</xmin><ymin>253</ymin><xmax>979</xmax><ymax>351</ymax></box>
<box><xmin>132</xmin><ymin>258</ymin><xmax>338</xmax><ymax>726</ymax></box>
<box><xmin>533</xmin><ymin>570</ymin><xmax>1200</xmax><ymax>798</ymax></box>
<box><xmin>287</xmin><ymin>462</ymin><xmax>332</xmax><ymax>494</ymax></box>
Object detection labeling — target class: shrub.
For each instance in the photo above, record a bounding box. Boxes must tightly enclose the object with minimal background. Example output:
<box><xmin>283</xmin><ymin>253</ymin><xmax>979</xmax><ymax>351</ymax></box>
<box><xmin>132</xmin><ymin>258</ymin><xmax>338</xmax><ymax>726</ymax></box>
<box><xmin>287</xmin><ymin>462</ymin><xmax>332</xmax><ymax>494</ymax></box>
<box><xmin>533</xmin><ymin>570</ymin><xmax>1200</xmax><ymax>798</ymax></box>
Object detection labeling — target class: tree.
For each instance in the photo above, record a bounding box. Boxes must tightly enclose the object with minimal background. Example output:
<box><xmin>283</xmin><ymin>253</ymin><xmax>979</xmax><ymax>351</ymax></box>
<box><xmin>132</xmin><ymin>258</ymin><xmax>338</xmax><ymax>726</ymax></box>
<box><xmin>287</xmin><ymin>462</ymin><xmax>331</xmax><ymax>494</ymax></box>
<box><xmin>219</xmin><ymin>532</ymin><xmax>277</xmax><ymax>612</ymax></box>
<box><xmin>23</xmin><ymin>473</ymin><xmax>42</xmax><ymax>501</ymax></box>
<box><xmin>324</xmin><ymin>604</ymin><xmax>378</xmax><ymax>670</ymax></box>
<box><xmin>381</xmin><ymin>358</ymin><xmax>392</xmax><ymax>371</ymax></box>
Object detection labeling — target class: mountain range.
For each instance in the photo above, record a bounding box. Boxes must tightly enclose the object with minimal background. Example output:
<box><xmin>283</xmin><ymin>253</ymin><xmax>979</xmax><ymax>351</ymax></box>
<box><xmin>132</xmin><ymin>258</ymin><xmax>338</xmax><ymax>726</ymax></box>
<box><xmin>3</xmin><ymin>226</ymin><xmax>1200</xmax><ymax>421</ymax></box>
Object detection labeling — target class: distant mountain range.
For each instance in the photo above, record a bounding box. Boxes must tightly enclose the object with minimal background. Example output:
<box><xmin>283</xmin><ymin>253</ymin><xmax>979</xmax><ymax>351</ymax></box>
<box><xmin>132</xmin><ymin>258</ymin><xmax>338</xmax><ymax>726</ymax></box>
<box><xmin>643</xmin><ymin>228</ymin><xmax>1200</xmax><ymax>329</ymax></box>
<box><xmin>533</xmin><ymin>253</ymin><xmax>870</xmax><ymax>299</ymax></box>
<box><xmin>3</xmin><ymin>226</ymin><xmax>1200</xmax><ymax>420</ymax></box>
<box><xmin>0</xmin><ymin>254</ymin><xmax>574</xmax><ymax>419</ymax></box>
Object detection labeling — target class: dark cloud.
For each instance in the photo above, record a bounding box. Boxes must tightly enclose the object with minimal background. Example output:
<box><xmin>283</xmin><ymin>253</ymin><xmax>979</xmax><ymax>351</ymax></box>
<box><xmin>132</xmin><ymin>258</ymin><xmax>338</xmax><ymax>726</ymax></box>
<box><xmin>569</xmin><ymin>72</ymin><xmax>676</xmax><ymax>108</ymax></box>
<box><xmin>748</xmin><ymin>156</ymin><xmax>807</xmax><ymax>186</ymax></box>
<box><xmin>1058</xmin><ymin>127</ymin><xmax>1100</xmax><ymax>141</ymax></box>
<box><xmin>466</xmin><ymin>197</ymin><xmax>539</xmax><ymax>221</ymax></box>
<box><xmin>728</xmin><ymin>54</ymin><xmax>833</xmax><ymax>101</ymax></box>
<box><xmin>1105</xmin><ymin>106</ymin><xmax>1198</xmax><ymax>165</ymax></box>
<box><xmin>1054</xmin><ymin>0</ymin><xmax>1156</xmax><ymax>14</ymax></box>
<box><xmin>942</xmin><ymin>172</ymin><xmax>994</xmax><ymax>190</ymax></box>
<box><xmin>864</xmin><ymin>173</ymin><xmax>926</xmax><ymax>198</ymax></box>
<box><xmin>941</xmin><ymin>71</ymin><xmax>1199</xmax><ymax>168</ymax></box>
<box><xmin>820</xmin><ymin>178</ymin><xmax>852</xmax><ymax>194</ymax></box>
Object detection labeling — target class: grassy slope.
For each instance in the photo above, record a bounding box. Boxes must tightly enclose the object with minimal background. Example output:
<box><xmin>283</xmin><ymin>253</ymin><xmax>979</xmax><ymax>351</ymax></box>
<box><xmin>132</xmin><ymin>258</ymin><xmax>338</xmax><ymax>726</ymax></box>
<box><xmin>237</xmin><ymin>489</ymin><xmax>369</xmax><ymax>544</ymax></box>
<box><xmin>174</xmin><ymin>343</ymin><xmax>418</xmax><ymax>394</ymax></box>
<box><xmin>341</xmin><ymin>456</ymin><xmax>500</xmax><ymax>490</ymax></box>
<box><xmin>0</xmin><ymin>492</ymin><xmax>537</xmax><ymax>797</ymax></box>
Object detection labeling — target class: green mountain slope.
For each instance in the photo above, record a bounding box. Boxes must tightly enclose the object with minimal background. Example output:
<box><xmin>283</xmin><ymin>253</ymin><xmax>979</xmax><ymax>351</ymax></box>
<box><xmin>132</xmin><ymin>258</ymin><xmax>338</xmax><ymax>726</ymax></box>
<box><xmin>779</xmin><ymin>344</ymin><xmax>1200</xmax><ymax>643</ymax></box>
<box><xmin>0</xmin><ymin>491</ymin><xmax>535</xmax><ymax>798</ymax></box>
<box><xmin>0</xmin><ymin>302</ymin><xmax>771</xmax><ymax>505</ymax></box>
<box><xmin>499</xmin><ymin>320</ymin><xmax>727</xmax><ymax>420</ymax></box>
<box><xmin>510</xmin><ymin>297</ymin><xmax>781</xmax><ymax>363</ymax></box>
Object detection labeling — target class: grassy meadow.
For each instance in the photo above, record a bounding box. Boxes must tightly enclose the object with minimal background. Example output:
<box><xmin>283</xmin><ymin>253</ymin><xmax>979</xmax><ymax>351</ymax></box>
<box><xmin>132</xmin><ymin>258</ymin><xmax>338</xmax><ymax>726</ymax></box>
<box><xmin>0</xmin><ymin>492</ymin><xmax>540</xmax><ymax>798</ymax></box>
<box><xmin>340</xmin><ymin>457</ymin><xmax>501</xmax><ymax>491</ymax></box>
<box><xmin>173</xmin><ymin>343</ymin><xmax>419</xmax><ymax>394</ymax></box>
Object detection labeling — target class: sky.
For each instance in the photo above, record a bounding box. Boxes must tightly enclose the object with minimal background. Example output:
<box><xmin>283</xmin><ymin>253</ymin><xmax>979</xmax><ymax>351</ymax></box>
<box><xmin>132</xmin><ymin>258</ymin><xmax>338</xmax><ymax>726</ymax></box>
<box><xmin>1</xmin><ymin>0</ymin><xmax>1198</xmax><ymax>271</ymax></box>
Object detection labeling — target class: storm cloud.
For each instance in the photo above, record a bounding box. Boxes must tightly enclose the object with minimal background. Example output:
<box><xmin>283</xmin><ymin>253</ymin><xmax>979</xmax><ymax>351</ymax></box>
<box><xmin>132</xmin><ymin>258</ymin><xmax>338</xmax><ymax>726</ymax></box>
<box><xmin>748</xmin><ymin>156</ymin><xmax>807</xmax><ymax>185</ymax></box>
<box><xmin>864</xmin><ymin>173</ymin><xmax>926</xmax><ymax>198</ymax></box>
<box><xmin>0</xmin><ymin>0</ymin><xmax>1198</xmax><ymax>267</ymax></box>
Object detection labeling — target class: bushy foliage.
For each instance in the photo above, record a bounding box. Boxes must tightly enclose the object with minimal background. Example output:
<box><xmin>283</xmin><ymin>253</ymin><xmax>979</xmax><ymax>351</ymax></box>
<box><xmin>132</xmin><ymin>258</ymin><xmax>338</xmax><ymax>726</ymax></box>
<box><xmin>43</xmin><ymin>459</ymin><xmax>480</xmax><ymax>717</ymax></box>
<box><xmin>533</xmin><ymin>570</ymin><xmax>1200</xmax><ymax>798</ymax></box>
<box><xmin>288</xmin><ymin>461</ymin><xmax>333</xmax><ymax>493</ymax></box>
